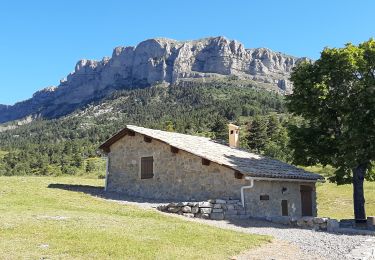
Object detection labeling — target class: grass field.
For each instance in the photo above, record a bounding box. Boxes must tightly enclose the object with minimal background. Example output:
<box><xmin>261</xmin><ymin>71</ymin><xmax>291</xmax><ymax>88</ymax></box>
<box><xmin>0</xmin><ymin>176</ymin><xmax>269</xmax><ymax>259</ymax></box>
<box><xmin>317</xmin><ymin>181</ymin><xmax>375</xmax><ymax>219</ymax></box>
<box><xmin>304</xmin><ymin>165</ymin><xmax>375</xmax><ymax>219</ymax></box>
<box><xmin>0</xmin><ymin>174</ymin><xmax>374</xmax><ymax>259</ymax></box>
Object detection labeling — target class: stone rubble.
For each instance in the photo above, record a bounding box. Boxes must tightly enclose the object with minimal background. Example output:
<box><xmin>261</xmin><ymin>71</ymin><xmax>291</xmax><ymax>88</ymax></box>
<box><xmin>158</xmin><ymin>198</ymin><xmax>249</xmax><ymax>220</ymax></box>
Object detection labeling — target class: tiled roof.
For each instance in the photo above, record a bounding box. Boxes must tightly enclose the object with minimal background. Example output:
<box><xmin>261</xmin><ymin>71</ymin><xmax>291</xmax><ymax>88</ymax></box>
<box><xmin>100</xmin><ymin>125</ymin><xmax>324</xmax><ymax>181</ymax></box>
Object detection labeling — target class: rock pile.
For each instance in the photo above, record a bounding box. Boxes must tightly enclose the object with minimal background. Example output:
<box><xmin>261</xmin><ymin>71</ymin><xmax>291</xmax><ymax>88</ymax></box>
<box><xmin>159</xmin><ymin>200</ymin><xmax>374</xmax><ymax>235</ymax></box>
<box><xmin>160</xmin><ymin>199</ymin><xmax>337</xmax><ymax>232</ymax></box>
<box><xmin>158</xmin><ymin>199</ymin><xmax>249</xmax><ymax>220</ymax></box>
<box><xmin>266</xmin><ymin>216</ymin><xmax>333</xmax><ymax>231</ymax></box>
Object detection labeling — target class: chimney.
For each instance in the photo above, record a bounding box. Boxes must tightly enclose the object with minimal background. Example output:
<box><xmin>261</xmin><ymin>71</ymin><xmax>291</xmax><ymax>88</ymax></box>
<box><xmin>228</xmin><ymin>124</ymin><xmax>240</xmax><ymax>148</ymax></box>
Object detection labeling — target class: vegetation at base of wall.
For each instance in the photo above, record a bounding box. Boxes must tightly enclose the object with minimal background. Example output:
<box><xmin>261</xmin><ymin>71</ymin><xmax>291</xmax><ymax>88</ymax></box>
<box><xmin>0</xmin><ymin>176</ymin><xmax>270</xmax><ymax>259</ymax></box>
<box><xmin>0</xmin><ymin>80</ymin><xmax>290</xmax><ymax>177</ymax></box>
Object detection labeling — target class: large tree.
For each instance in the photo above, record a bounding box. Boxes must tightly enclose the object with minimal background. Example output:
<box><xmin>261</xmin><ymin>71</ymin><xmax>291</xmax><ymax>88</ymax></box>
<box><xmin>287</xmin><ymin>39</ymin><xmax>375</xmax><ymax>222</ymax></box>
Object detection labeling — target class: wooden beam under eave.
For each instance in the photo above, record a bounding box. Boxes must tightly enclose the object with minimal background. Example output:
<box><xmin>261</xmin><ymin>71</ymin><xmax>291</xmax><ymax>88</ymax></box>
<box><xmin>234</xmin><ymin>171</ymin><xmax>244</xmax><ymax>179</ymax></box>
<box><xmin>144</xmin><ymin>136</ymin><xmax>152</xmax><ymax>143</ymax></box>
<box><xmin>127</xmin><ymin>130</ymin><xmax>135</xmax><ymax>136</ymax></box>
<box><xmin>170</xmin><ymin>146</ymin><xmax>179</xmax><ymax>154</ymax></box>
<box><xmin>202</xmin><ymin>158</ymin><xmax>210</xmax><ymax>166</ymax></box>
<box><xmin>101</xmin><ymin>146</ymin><xmax>110</xmax><ymax>153</ymax></box>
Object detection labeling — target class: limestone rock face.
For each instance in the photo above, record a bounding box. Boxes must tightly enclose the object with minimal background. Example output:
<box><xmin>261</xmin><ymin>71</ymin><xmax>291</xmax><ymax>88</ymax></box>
<box><xmin>0</xmin><ymin>36</ymin><xmax>308</xmax><ymax>123</ymax></box>
<box><xmin>32</xmin><ymin>86</ymin><xmax>57</xmax><ymax>101</ymax></box>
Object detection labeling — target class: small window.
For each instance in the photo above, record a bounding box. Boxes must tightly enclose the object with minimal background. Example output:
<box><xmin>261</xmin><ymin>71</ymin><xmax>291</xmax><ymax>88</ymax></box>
<box><xmin>230</xmin><ymin>130</ymin><xmax>234</xmax><ymax>134</ymax></box>
<box><xmin>281</xmin><ymin>200</ymin><xmax>288</xmax><ymax>216</ymax></box>
<box><xmin>141</xmin><ymin>156</ymin><xmax>154</xmax><ymax>179</ymax></box>
<box><xmin>260</xmin><ymin>195</ymin><xmax>269</xmax><ymax>201</ymax></box>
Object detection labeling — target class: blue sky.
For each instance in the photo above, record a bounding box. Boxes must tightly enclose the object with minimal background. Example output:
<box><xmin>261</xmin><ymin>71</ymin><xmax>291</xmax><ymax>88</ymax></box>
<box><xmin>0</xmin><ymin>0</ymin><xmax>374</xmax><ymax>105</ymax></box>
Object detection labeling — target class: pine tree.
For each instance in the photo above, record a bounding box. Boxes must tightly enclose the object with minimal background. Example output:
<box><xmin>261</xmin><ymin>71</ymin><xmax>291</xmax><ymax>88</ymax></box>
<box><xmin>85</xmin><ymin>160</ymin><xmax>96</xmax><ymax>173</ymax></box>
<box><xmin>247</xmin><ymin>116</ymin><xmax>268</xmax><ymax>153</ymax></box>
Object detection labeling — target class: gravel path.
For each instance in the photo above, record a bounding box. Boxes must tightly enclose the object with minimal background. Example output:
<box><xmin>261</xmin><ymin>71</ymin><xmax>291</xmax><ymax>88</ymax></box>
<box><xmin>90</xmin><ymin>191</ymin><xmax>374</xmax><ymax>260</ymax></box>
<box><xmin>159</xmin><ymin>212</ymin><xmax>372</xmax><ymax>260</ymax></box>
<box><xmin>235</xmin><ymin>239</ymin><xmax>321</xmax><ymax>260</ymax></box>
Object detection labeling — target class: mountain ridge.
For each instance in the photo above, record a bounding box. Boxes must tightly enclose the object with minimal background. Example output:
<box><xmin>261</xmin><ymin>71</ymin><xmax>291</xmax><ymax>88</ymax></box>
<box><xmin>0</xmin><ymin>36</ymin><xmax>308</xmax><ymax>124</ymax></box>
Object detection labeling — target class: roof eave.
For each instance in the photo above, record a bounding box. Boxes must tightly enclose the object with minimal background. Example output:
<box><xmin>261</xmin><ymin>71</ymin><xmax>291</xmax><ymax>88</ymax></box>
<box><xmin>242</xmin><ymin>174</ymin><xmax>324</xmax><ymax>182</ymax></box>
<box><xmin>99</xmin><ymin>125</ymin><xmax>325</xmax><ymax>181</ymax></box>
<box><xmin>99</xmin><ymin>126</ymin><xmax>133</xmax><ymax>153</ymax></box>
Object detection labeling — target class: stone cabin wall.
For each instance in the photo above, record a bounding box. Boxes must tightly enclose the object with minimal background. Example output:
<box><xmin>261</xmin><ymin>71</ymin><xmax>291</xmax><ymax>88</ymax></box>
<box><xmin>107</xmin><ymin>133</ymin><xmax>317</xmax><ymax>218</ymax></box>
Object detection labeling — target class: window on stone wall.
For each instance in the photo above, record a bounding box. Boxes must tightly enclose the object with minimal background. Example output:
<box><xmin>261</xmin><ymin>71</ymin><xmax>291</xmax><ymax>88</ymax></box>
<box><xmin>260</xmin><ymin>195</ymin><xmax>269</xmax><ymax>200</ymax></box>
<box><xmin>141</xmin><ymin>156</ymin><xmax>154</xmax><ymax>179</ymax></box>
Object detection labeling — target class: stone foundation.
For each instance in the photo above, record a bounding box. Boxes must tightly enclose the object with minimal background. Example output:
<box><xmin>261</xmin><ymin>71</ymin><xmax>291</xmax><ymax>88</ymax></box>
<box><xmin>265</xmin><ymin>216</ymin><xmax>375</xmax><ymax>234</ymax></box>
<box><xmin>159</xmin><ymin>200</ymin><xmax>375</xmax><ymax>235</ymax></box>
<box><xmin>158</xmin><ymin>199</ymin><xmax>249</xmax><ymax>220</ymax></box>
<box><xmin>159</xmin><ymin>199</ymin><xmax>331</xmax><ymax>232</ymax></box>
<box><xmin>266</xmin><ymin>216</ymin><xmax>330</xmax><ymax>230</ymax></box>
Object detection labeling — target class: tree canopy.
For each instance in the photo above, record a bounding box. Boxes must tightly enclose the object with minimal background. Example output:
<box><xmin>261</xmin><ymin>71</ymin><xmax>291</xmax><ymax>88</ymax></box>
<box><xmin>287</xmin><ymin>39</ymin><xmax>375</xmax><ymax>221</ymax></box>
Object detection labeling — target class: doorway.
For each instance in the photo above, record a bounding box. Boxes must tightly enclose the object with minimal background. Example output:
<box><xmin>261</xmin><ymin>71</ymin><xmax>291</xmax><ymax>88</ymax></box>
<box><xmin>300</xmin><ymin>185</ymin><xmax>313</xmax><ymax>216</ymax></box>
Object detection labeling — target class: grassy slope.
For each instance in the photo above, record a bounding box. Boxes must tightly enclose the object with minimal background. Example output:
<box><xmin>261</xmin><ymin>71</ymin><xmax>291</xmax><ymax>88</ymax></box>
<box><xmin>304</xmin><ymin>165</ymin><xmax>375</xmax><ymax>219</ymax></box>
<box><xmin>317</xmin><ymin>181</ymin><xmax>375</xmax><ymax>220</ymax></box>
<box><xmin>0</xmin><ymin>176</ymin><xmax>269</xmax><ymax>259</ymax></box>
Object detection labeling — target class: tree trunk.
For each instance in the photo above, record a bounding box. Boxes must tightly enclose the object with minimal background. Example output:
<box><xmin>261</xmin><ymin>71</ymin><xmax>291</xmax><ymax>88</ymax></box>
<box><xmin>352</xmin><ymin>164</ymin><xmax>367</xmax><ymax>222</ymax></box>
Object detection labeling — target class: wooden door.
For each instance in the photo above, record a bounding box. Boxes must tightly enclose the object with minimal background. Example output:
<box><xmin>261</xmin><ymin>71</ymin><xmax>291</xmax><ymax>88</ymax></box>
<box><xmin>281</xmin><ymin>200</ymin><xmax>288</xmax><ymax>216</ymax></box>
<box><xmin>300</xmin><ymin>185</ymin><xmax>313</xmax><ymax>216</ymax></box>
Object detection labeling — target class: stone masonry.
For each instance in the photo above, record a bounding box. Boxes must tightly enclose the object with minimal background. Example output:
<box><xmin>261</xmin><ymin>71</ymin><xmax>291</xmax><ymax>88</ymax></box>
<box><xmin>159</xmin><ymin>200</ymin><xmax>330</xmax><ymax>230</ymax></box>
<box><xmin>106</xmin><ymin>132</ymin><xmax>317</xmax><ymax>218</ymax></box>
<box><xmin>158</xmin><ymin>199</ymin><xmax>249</xmax><ymax>220</ymax></box>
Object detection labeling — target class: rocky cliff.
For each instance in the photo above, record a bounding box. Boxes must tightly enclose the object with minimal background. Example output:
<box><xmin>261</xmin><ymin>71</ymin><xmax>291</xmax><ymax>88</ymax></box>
<box><xmin>0</xmin><ymin>36</ymin><xmax>307</xmax><ymax>123</ymax></box>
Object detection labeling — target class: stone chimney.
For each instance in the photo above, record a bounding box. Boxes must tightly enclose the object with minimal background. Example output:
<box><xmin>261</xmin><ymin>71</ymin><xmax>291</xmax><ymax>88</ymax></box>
<box><xmin>228</xmin><ymin>124</ymin><xmax>240</xmax><ymax>148</ymax></box>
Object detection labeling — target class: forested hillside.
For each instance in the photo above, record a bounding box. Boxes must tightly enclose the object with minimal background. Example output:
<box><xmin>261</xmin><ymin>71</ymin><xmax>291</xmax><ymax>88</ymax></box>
<box><xmin>0</xmin><ymin>79</ymin><xmax>290</xmax><ymax>176</ymax></box>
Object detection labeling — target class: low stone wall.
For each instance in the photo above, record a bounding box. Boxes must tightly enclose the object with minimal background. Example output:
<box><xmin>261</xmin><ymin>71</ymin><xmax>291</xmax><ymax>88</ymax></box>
<box><xmin>266</xmin><ymin>216</ymin><xmax>375</xmax><ymax>234</ymax></box>
<box><xmin>158</xmin><ymin>199</ymin><xmax>341</xmax><ymax>232</ymax></box>
<box><xmin>159</xmin><ymin>199</ymin><xmax>375</xmax><ymax>235</ymax></box>
<box><xmin>158</xmin><ymin>199</ymin><xmax>249</xmax><ymax>220</ymax></box>
<box><xmin>158</xmin><ymin>199</ymin><xmax>332</xmax><ymax>230</ymax></box>
<box><xmin>266</xmin><ymin>216</ymin><xmax>331</xmax><ymax>231</ymax></box>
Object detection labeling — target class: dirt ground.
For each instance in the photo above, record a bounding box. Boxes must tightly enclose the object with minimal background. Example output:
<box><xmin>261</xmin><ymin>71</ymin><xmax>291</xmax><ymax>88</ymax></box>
<box><xmin>233</xmin><ymin>239</ymin><xmax>322</xmax><ymax>260</ymax></box>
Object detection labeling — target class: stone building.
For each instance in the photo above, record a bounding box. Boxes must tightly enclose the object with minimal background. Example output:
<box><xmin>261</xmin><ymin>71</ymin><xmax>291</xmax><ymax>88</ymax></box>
<box><xmin>99</xmin><ymin>125</ymin><xmax>324</xmax><ymax>218</ymax></box>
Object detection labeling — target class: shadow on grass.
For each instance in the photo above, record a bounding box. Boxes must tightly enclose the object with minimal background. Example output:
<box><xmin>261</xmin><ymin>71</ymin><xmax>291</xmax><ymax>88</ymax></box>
<box><xmin>48</xmin><ymin>183</ymin><xmax>104</xmax><ymax>196</ymax></box>
<box><xmin>47</xmin><ymin>184</ymin><xmax>371</xmax><ymax>236</ymax></box>
<box><xmin>47</xmin><ymin>183</ymin><xmax>172</xmax><ymax>204</ymax></box>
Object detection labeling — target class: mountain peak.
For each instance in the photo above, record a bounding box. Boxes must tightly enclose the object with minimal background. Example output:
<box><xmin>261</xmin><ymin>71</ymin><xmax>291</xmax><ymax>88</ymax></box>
<box><xmin>0</xmin><ymin>36</ymin><xmax>307</xmax><ymax>123</ymax></box>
